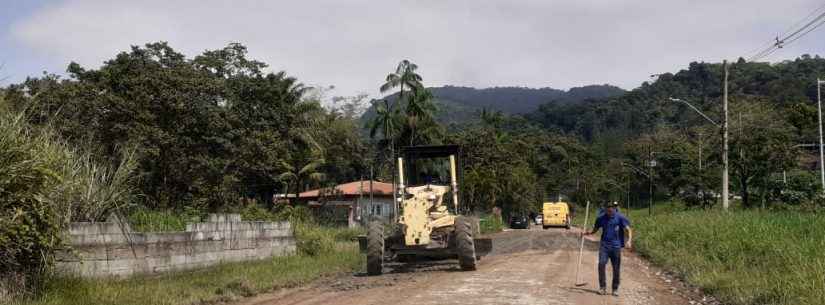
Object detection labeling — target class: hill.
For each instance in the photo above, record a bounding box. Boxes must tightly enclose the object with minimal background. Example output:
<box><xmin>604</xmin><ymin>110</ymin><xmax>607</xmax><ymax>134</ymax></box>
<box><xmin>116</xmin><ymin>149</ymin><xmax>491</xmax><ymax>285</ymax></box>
<box><xmin>361</xmin><ymin>84</ymin><xmax>625</xmax><ymax>126</ymax></box>
<box><xmin>526</xmin><ymin>56</ymin><xmax>825</xmax><ymax>143</ymax></box>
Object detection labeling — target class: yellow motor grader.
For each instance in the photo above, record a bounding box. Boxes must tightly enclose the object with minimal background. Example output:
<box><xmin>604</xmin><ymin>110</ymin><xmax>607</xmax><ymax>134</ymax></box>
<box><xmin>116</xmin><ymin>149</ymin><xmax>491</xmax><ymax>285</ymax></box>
<box><xmin>359</xmin><ymin>145</ymin><xmax>492</xmax><ymax>275</ymax></box>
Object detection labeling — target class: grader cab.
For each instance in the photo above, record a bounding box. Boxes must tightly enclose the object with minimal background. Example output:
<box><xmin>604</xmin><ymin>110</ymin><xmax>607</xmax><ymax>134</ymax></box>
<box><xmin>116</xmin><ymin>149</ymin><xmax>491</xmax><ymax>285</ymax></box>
<box><xmin>360</xmin><ymin>145</ymin><xmax>492</xmax><ymax>275</ymax></box>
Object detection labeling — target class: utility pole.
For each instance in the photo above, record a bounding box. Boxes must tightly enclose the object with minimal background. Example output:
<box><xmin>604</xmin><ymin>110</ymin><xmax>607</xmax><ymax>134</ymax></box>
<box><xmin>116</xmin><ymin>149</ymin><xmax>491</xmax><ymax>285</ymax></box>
<box><xmin>369</xmin><ymin>169</ymin><xmax>374</xmax><ymax>218</ymax></box>
<box><xmin>722</xmin><ymin>60</ymin><xmax>730</xmax><ymax>211</ymax></box>
<box><xmin>698</xmin><ymin>131</ymin><xmax>703</xmax><ymax>171</ymax></box>
<box><xmin>818</xmin><ymin>78</ymin><xmax>825</xmax><ymax>192</ymax></box>
<box><xmin>648</xmin><ymin>145</ymin><xmax>654</xmax><ymax>216</ymax></box>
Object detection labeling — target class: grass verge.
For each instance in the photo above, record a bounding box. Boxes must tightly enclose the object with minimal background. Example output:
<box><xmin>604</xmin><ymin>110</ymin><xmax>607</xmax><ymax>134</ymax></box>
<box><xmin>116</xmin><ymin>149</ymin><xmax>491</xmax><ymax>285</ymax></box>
<box><xmin>624</xmin><ymin>206</ymin><xmax>825</xmax><ymax>305</ymax></box>
<box><xmin>571</xmin><ymin>201</ymin><xmax>825</xmax><ymax>304</ymax></box>
<box><xmin>15</xmin><ymin>237</ymin><xmax>363</xmax><ymax>305</ymax></box>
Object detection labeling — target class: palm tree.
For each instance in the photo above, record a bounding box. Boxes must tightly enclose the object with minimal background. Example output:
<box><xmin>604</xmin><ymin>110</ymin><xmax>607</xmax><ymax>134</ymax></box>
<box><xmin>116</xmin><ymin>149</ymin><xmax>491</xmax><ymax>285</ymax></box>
<box><xmin>367</xmin><ymin>99</ymin><xmax>401</xmax><ymax>143</ymax></box>
<box><xmin>380</xmin><ymin>60</ymin><xmax>423</xmax><ymax>106</ymax></box>
<box><xmin>404</xmin><ymin>89</ymin><xmax>437</xmax><ymax>146</ymax></box>
<box><xmin>278</xmin><ymin>155</ymin><xmax>326</xmax><ymax>200</ymax></box>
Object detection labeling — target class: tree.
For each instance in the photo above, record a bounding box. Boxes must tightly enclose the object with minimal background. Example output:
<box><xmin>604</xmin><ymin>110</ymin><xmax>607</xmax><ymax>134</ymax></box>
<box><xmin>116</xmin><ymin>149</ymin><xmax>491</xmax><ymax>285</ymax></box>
<box><xmin>400</xmin><ymin>88</ymin><xmax>440</xmax><ymax>146</ymax></box>
<box><xmin>5</xmin><ymin>42</ymin><xmax>367</xmax><ymax>211</ymax></box>
<box><xmin>727</xmin><ymin>99</ymin><xmax>797</xmax><ymax>208</ymax></box>
<box><xmin>379</xmin><ymin>60</ymin><xmax>422</xmax><ymax>104</ymax></box>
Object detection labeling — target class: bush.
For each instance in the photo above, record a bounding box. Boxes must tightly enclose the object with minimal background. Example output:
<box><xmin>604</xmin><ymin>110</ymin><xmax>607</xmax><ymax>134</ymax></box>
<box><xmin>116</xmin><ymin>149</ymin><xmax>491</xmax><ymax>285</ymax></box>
<box><xmin>293</xmin><ymin>223</ymin><xmax>336</xmax><ymax>257</ymax></box>
<box><xmin>479</xmin><ymin>214</ymin><xmax>504</xmax><ymax>234</ymax></box>
<box><xmin>0</xmin><ymin>108</ymin><xmax>138</xmax><ymax>297</ymax></box>
<box><xmin>0</xmin><ymin>112</ymin><xmax>65</xmax><ymax>296</ymax></box>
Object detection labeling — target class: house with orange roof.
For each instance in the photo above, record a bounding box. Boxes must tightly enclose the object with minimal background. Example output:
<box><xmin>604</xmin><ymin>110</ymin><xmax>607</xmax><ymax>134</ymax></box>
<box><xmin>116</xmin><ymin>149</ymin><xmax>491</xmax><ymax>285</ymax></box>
<box><xmin>298</xmin><ymin>180</ymin><xmax>394</xmax><ymax>227</ymax></box>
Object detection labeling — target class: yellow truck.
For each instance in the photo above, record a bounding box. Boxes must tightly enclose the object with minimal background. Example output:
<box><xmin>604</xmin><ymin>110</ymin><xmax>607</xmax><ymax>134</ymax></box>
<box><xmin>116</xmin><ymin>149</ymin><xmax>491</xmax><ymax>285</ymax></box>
<box><xmin>542</xmin><ymin>201</ymin><xmax>571</xmax><ymax>229</ymax></box>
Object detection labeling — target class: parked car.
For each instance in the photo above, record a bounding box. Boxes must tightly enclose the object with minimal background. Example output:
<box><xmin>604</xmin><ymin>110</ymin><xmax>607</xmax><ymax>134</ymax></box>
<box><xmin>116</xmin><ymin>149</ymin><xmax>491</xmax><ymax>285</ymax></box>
<box><xmin>509</xmin><ymin>214</ymin><xmax>530</xmax><ymax>229</ymax></box>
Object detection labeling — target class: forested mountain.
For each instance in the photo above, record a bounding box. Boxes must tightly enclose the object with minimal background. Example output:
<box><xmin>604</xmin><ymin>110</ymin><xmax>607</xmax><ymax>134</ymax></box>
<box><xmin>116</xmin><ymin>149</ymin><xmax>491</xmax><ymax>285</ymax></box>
<box><xmin>361</xmin><ymin>84</ymin><xmax>625</xmax><ymax>125</ymax></box>
<box><xmin>526</xmin><ymin>56</ymin><xmax>825</xmax><ymax>144</ymax></box>
<box><xmin>522</xmin><ymin>55</ymin><xmax>825</xmax><ymax>208</ymax></box>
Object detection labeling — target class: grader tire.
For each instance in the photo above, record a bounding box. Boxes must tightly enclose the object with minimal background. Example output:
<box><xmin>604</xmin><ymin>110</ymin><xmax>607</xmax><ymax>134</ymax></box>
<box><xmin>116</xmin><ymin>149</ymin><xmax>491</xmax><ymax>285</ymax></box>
<box><xmin>455</xmin><ymin>216</ymin><xmax>477</xmax><ymax>271</ymax></box>
<box><xmin>366</xmin><ymin>221</ymin><xmax>384</xmax><ymax>276</ymax></box>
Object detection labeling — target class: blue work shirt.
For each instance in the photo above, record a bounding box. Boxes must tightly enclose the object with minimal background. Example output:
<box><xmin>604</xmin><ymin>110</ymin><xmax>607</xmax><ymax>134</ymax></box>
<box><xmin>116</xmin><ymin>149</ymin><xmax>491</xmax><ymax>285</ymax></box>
<box><xmin>593</xmin><ymin>212</ymin><xmax>630</xmax><ymax>249</ymax></box>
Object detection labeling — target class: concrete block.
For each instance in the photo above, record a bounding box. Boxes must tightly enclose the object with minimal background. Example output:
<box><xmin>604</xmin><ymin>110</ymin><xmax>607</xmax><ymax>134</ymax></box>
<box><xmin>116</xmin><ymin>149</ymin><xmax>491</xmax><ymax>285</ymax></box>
<box><xmin>263</xmin><ymin>229</ymin><xmax>291</xmax><ymax>238</ymax></box>
<box><xmin>192</xmin><ymin>240</ymin><xmax>224</xmax><ymax>253</ymax></box>
<box><xmin>54</xmin><ymin>261</ymin><xmax>82</xmax><ymax>275</ymax></box>
<box><xmin>190</xmin><ymin>251</ymin><xmax>219</xmax><ymax>265</ymax></box>
<box><xmin>195</xmin><ymin>222</ymin><xmax>218</xmax><ymax>232</ymax></box>
<box><xmin>207</xmin><ymin>214</ymin><xmax>224</xmax><ymax>222</ymax></box>
<box><xmin>144</xmin><ymin>232</ymin><xmax>192</xmax><ymax>244</ymax></box>
<box><xmin>145</xmin><ymin>241</ymin><xmax>190</xmax><ymax>257</ymax></box>
<box><xmin>106</xmin><ymin>259</ymin><xmax>138</xmax><ymax>275</ymax></box>
<box><xmin>103</xmin><ymin>233</ymin><xmax>128</xmax><ymax>245</ymax></box>
<box><xmin>147</xmin><ymin>256</ymin><xmax>173</xmax><ymax>272</ymax></box>
<box><xmin>59</xmin><ymin>219</ymin><xmax>296</xmax><ymax>278</ymax></box>
<box><xmin>107</xmin><ymin>244</ymin><xmax>148</xmax><ymax>260</ymax></box>
<box><xmin>64</xmin><ymin>245</ymin><xmax>108</xmax><ymax>261</ymax></box>
<box><xmin>68</xmin><ymin>222</ymin><xmax>99</xmax><ymax>235</ymax></box>
<box><xmin>69</xmin><ymin>233</ymin><xmax>105</xmax><ymax>246</ymax></box>
<box><xmin>126</xmin><ymin>233</ymin><xmax>147</xmax><ymax>244</ymax></box>
<box><xmin>100</xmin><ymin>222</ymin><xmax>130</xmax><ymax>234</ymax></box>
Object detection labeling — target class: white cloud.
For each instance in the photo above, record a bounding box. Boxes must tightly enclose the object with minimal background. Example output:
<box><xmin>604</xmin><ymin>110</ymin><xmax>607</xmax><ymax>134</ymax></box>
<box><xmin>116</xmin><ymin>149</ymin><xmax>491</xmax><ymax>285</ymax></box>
<box><xmin>10</xmin><ymin>0</ymin><xmax>825</xmax><ymax>97</ymax></box>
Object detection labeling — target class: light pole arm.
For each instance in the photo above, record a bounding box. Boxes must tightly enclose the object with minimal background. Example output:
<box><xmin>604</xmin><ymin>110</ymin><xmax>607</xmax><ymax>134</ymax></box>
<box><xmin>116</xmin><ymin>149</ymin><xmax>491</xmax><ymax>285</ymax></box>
<box><xmin>669</xmin><ymin>97</ymin><xmax>720</xmax><ymax>127</ymax></box>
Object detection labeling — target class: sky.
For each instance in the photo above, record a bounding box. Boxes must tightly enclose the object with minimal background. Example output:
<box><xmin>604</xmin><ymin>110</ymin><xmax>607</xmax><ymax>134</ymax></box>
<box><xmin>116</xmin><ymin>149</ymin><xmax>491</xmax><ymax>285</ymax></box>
<box><xmin>2</xmin><ymin>0</ymin><xmax>825</xmax><ymax>98</ymax></box>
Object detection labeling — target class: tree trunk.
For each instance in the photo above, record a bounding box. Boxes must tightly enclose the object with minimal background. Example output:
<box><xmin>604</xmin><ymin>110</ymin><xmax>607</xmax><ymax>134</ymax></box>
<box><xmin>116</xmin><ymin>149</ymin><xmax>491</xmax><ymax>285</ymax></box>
<box><xmin>741</xmin><ymin>176</ymin><xmax>750</xmax><ymax>208</ymax></box>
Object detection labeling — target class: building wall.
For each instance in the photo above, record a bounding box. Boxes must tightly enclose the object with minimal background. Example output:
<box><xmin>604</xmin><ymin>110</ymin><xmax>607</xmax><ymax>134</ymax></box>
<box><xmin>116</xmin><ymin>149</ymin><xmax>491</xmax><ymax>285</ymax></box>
<box><xmin>357</xmin><ymin>197</ymin><xmax>394</xmax><ymax>223</ymax></box>
<box><xmin>55</xmin><ymin>214</ymin><xmax>295</xmax><ymax>278</ymax></box>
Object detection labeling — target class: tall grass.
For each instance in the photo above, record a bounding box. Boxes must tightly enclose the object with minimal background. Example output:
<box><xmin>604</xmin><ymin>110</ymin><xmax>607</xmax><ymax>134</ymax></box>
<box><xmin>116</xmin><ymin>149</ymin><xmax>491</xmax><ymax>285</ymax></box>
<box><xmin>1</xmin><ymin>104</ymin><xmax>138</xmax><ymax>298</ymax></box>
<box><xmin>631</xmin><ymin>209</ymin><xmax>825</xmax><ymax>305</ymax></box>
<box><xmin>15</xmin><ymin>242</ymin><xmax>362</xmax><ymax>305</ymax></box>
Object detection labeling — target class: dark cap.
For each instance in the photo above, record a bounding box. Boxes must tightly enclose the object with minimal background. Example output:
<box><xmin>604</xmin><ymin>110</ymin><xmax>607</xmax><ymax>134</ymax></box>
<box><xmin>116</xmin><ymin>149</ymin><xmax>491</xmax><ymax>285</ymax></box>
<box><xmin>607</xmin><ymin>201</ymin><xmax>619</xmax><ymax>208</ymax></box>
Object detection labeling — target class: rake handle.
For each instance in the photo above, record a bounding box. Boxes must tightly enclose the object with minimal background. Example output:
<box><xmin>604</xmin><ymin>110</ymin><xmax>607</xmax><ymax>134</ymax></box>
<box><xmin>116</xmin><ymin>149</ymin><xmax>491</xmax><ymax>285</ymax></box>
<box><xmin>574</xmin><ymin>201</ymin><xmax>590</xmax><ymax>285</ymax></box>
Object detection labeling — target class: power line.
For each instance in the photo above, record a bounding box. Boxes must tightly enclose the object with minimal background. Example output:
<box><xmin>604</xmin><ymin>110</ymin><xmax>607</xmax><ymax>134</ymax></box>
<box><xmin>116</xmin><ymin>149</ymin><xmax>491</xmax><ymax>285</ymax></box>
<box><xmin>780</xmin><ymin>2</ymin><xmax>825</xmax><ymax>38</ymax></box>
<box><xmin>784</xmin><ymin>16</ymin><xmax>825</xmax><ymax>45</ymax></box>
<box><xmin>747</xmin><ymin>5</ymin><xmax>825</xmax><ymax>62</ymax></box>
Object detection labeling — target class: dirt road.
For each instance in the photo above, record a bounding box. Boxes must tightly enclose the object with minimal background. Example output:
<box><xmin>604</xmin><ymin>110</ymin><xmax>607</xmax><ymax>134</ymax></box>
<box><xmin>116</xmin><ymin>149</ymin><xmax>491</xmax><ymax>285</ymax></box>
<box><xmin>240</xmin><ymin>227</ymin><xmax>716</xmax><ymax>305</ymax></box>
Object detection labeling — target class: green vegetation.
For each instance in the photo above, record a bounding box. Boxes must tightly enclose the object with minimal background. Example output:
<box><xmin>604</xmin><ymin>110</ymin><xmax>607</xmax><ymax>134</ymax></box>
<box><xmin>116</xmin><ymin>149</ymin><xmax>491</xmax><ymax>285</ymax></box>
<box><xmin>5</xmin><ymin>42</ymin><xmax>368</xmax><ymax>211</ymax></box>
<box><xmin>526</xmin><ymin>56</ymin><xmax>825</xmax><ymax>209</ymax></box>
<box><xmin>6</xmin><ymin>37</ymin><xmax>825</xmax><ymax>305</ymax></box>
<box><xmin>16</xmin><ymin>242</ymin><xmax>362</xmax><ymax>305</ymax></box>
<box><xmin>1</xmin><ymin>104</ymin><xmax>138</xmax><ymax>295</ymax></box>
<box><xmin>479</xmin><ymin>214</ymin><xmax>505</xmax><ymax>234</ymax></box>
<box><xmin>628</xmin><ymin>208</ymin><xmax>825</xmax><ymax>305</ymax></box>
<box><xmin>572</xmin><ymin>202</ymin><xmax>825</xmax><ymax>305</ymax></box>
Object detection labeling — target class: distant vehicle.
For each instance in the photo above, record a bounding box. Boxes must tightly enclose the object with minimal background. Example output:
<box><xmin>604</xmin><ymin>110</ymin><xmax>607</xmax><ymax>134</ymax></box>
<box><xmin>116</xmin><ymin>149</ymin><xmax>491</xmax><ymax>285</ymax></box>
<box><xmin>534</xmin><ymin>214</ymin><xmax>543</xmax><ymax>225</ymax></box>
<box><xmin>542</xmin><ymin>201</ymin><xmax>571</xmax><ymax>229</ymax></box>
<box><xmin>509</xmin><ymin>214</ymin><xmax>530</xmax><ymax>229</ymax></box>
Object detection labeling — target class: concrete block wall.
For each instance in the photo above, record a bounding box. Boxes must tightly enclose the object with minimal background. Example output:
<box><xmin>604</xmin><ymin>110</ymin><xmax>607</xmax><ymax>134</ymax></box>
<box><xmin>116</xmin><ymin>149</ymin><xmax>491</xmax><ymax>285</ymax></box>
<box><xmin>55</xmin><ymin>214</ymin><xmax>296</xmax><ymax>278</ymax></box>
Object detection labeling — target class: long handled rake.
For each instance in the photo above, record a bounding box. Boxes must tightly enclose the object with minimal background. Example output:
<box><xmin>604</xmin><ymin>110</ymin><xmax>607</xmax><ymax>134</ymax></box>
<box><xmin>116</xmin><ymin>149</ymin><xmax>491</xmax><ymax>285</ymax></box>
<box><xmin>574</xmin><ymin>201</ymin><xmax>591</xmax><ymax>287</ymax></box>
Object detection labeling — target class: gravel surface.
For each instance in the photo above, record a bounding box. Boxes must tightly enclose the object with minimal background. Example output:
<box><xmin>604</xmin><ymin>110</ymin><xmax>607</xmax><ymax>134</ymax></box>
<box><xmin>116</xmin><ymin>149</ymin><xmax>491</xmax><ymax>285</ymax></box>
<box><xmin>238</xmin><ymin>226</ymin><xmax>717</xmax><ymax>305</ymax></box>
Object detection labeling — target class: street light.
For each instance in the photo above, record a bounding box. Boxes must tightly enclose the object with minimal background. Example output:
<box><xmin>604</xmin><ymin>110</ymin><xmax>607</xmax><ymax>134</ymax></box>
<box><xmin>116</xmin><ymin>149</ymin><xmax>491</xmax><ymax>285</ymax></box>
<box><xmin>667</xmin><ymin>97</ymin><xmax>729</xmax><ymax>211</ymax></box>
<box><xmin>817</xmin><ymin>79</ymin><xmax>825</xmax><ymax>193</ymax></box>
